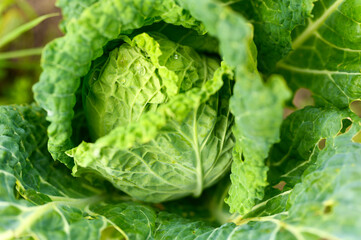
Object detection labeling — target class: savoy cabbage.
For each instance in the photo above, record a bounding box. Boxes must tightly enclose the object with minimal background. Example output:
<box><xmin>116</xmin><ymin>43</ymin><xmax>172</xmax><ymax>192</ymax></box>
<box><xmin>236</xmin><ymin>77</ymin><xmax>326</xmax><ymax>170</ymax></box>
<box><xmin>1</xmin><ymin>0</ymin><xmax>361</xmax><ymax>239</ymax></box>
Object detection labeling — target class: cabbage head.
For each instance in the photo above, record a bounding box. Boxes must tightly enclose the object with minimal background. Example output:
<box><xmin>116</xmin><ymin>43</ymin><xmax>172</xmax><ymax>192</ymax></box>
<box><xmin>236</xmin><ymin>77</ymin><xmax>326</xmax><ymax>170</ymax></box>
<box><xmin>76</xmin><ymin>32</ymin><xmax>235</xmax><ymax>202</ymax></box>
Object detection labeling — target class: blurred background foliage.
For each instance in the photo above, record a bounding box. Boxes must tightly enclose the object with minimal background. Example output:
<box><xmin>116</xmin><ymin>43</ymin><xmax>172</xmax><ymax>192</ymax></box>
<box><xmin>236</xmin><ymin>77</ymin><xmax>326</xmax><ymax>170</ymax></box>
<box><xmin>0</xmin><ymin>0</ymin><xmax>61</xmax><ymax>105</ymax></box>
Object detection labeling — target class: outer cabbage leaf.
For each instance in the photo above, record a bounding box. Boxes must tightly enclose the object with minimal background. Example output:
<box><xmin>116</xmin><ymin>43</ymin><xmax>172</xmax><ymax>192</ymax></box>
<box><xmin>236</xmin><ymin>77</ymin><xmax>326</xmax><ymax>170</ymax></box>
<box><xmin>226</xmin><ymin>47</ymin><xmax>291</xmax><ymax>214</ymax></box>
<box><xmin>0</xmin><ymin>105</ymin><xmax>158</xmax><ymax>240</ymax></box>
<box><xmin>220</xmin><ymin>0</ymin><xmax>315</xmax><ymax>72</ymax></box>
<box><xmin>267</xmin><ymin>107</ymin><xmax>353</xmax><ymax>188</ymax></box>
<box><xmin>276</xmin><ymin>0</ymin><xmax>361</xmax><ymax>108</ymax></box>
<box><xmin>56</xmin><ymin>0</ymin><xmax>99</xmax><ymax>32</ymax></box>
<box><xmin>178</xmin><ymin>0</ymin><xmax>291</xmax><ymax>214</ymax></box>
<box><xmin>33</xmin><ymin>0</ymin><xmax>205</xmax><ymax>168</ymax></box>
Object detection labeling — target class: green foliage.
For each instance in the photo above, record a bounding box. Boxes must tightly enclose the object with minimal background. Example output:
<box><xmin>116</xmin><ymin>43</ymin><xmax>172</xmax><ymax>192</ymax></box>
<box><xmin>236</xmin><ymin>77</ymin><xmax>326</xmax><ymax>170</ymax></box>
<box><xmin>0</xmin><ymin>2</ymin><xmax>60</xmax><ymax>105</ymax></box>
<box><xmin>1</xmin><ymin>0</ymin><xmax>361</xmax><ymax>239</ymax></box>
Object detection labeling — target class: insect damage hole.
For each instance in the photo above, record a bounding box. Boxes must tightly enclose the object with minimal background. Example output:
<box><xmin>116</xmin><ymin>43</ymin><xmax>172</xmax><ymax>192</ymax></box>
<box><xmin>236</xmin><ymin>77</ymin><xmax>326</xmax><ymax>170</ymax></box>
<box><xmin>283</xmin><ymin>107</ymin><xmax>294</xmax><ymax>119</ymax></box>
<box><xmin>338</xmin><ymin>118</ymin><xmax>352</xmax><ymax>135</ymax></box>
<box><xmin>323</xmin><ymin>199</ymin><xmax>336</xmax><ymax>215</ymax></box>
<box><xmin>350</xmin><ymin>100</ymin><xmax>361</xmax><ymax>118</ymax></box>
<box><xmin>318</xmin><ymin>138</ymin><xmax>326</xmax><ymax>150</ymax></box>
<box><xmin>293</xmin><ymin>88</ymin><xmax>314</xmax><ymax>109</ymax></box>
<box><xmin>273</xmin><ymin>181</ymin><xmax>287</xmax><ymax>191</ymax></box>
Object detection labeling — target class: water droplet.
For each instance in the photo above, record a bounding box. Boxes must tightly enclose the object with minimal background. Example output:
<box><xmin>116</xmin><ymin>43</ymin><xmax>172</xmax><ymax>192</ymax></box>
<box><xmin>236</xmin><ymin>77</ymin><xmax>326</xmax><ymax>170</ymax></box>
<box><xmin>138</xmin><ymin>66</ymin><xmax>146</xmax><ymax>75</ymax></box>
<box><xmin>135</xmin><ymin>63</ymin><xmax>146</xmax><ymax>75</ymax></box>
<box><xmin>174</xmin><ymin>54</ymin><xmax>179</xmax><ymax>60</ymax></box>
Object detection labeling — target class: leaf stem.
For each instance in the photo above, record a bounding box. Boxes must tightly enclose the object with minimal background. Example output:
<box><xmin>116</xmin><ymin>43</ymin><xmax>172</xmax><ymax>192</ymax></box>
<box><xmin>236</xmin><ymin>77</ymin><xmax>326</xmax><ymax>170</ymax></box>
<box><xmin>0</xmin><ymin>13</ymin><xmax>59</xmax><ymax>49</ymax></box>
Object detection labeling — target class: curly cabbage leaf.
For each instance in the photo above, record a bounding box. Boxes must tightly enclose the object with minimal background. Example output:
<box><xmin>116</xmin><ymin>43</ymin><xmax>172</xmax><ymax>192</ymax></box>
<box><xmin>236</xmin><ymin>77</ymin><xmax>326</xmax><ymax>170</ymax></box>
<box><xmin>0</xmin><ymin>105</ymin><xmax>157</xmax><ymax>240</ymax></box>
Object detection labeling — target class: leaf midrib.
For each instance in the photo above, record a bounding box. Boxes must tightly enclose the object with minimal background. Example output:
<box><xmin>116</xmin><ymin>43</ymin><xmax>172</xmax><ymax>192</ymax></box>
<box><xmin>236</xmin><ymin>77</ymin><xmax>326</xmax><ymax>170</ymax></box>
<box><xmin>291</xmin><ymin>0</ymin><xmax>345</xmax><ymax>50</ymax></box>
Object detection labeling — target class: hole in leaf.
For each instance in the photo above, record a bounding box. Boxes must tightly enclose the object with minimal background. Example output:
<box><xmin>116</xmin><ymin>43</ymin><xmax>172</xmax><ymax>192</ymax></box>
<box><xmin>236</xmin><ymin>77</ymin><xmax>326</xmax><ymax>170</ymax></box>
<box><xmin>293</xmin><ymin>88</ymin><xmax>314</xmax><ymax>109</ymax></box>
<box><xmin>323</xmin><ymin>200</ymin><xmax>336</xmax><ymax>214</ymax></box>
<box><xmin>338</xmin><ymin>118</ymin><xmax>352</xmax><ymax>134</ymax></box>
<box><xmin>318</xmin><ymin>138</ymin><xmax>326</xmax><ymax>150</ymax></box>
<box><xmin>273</xmin><ymin>181</ymin><xmax>286</xmax><ymax>191</ymax></box>
<box><xmin>350</xmin><ymin>100</ymin><xmax>361</xmax><ymax>117</ymax></box>
<box><xmin>352</xmin><ymin>131</ymin><xmax>361</xmax><ymax>143</ymax></box>
<box><xmin>241</xmin><ymin>153</ymin><xmax>245</xmax><ymax>162</ymax></box>
<box><xmin>283</xmin><ymin>107</ymin><xmax>294</xmax><ymax>119</ymax></box>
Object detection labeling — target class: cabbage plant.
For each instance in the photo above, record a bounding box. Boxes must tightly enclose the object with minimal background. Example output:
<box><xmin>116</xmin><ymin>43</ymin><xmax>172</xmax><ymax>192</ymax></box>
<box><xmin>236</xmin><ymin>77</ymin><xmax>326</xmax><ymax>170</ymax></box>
<box><xmin>1</xmin><ymin>0</ymin><xmax>361</xmax><ymax>239</ymax></box>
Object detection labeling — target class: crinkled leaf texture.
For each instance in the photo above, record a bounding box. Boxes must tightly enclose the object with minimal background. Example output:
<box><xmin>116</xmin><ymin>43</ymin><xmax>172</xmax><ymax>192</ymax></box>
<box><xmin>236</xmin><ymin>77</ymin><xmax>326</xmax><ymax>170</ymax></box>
<box><xmin>0</xmin><ymin>105</ymin><xmax>157</xmax><ymax>240</ymax></box>
<box><xmin>56</xmin><ymin>0</ymin><xmax>99</xmax><ymax>32</ymax></box>
<box><xmin>82</xmin><ymin>32</ymin><xmax>222</xmax><ymax>140</ymax></box>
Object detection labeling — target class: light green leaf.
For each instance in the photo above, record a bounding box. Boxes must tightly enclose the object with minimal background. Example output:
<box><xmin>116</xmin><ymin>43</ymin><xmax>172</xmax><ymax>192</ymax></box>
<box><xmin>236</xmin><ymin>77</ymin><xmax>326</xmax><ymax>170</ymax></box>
<box><xmin>82</xmin><ymin>32</ymin><xmax>216</xmax><ymax>139</ymax></box>
<box><xmin>56</xmin><ymin>0</ymin><xmax>99</xmax><ymax>32</ymax></box>
<box><xmin>227</xmin><ymin>66</ymin><xmax>291</xmax><ymax>214</ymax></box>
